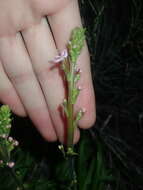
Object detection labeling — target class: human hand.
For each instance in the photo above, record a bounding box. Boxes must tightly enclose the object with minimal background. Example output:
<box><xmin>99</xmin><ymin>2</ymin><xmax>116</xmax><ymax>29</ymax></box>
<box><xmin>0</xmin><ymin>0</ymin><xmax>96</xmax><ymax>143</ymax></box>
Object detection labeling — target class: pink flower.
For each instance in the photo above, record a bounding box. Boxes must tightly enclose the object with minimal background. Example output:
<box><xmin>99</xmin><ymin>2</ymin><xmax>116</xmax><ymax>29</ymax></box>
<box><xmin>8</xmin><ymin>137</ymin><xmax>13</xmax><ymax>142</ymax></box>
<box><xmin>13</xmin><ymin>140</ymin><xmax>19</xmax><ymax>146</ymax></box>
<box><xmin>7</xmin><ymin>162</ymin><xmax>15</xmax><ymax>168</ymax></box>
<box><xmin>52</xmin><ymin>49</ymin><xmax>68</xmax><ymax>63</ymax></box>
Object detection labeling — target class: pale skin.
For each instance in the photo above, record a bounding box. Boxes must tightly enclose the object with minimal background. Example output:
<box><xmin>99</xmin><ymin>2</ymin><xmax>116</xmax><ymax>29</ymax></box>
<box><xmin>0</xmin><ymin>0</ymin><xmax>96</xmax><ymax>143</ymax></box>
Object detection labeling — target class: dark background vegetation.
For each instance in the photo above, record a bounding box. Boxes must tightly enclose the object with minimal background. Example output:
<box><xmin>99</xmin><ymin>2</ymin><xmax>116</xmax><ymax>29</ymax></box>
<box><xmin>1</xmin><ymin>0</ymin><xmax>143</xmax><ymax>189</ymax></box>
<box><xmin>81</xmin><ymin>0</ymin><xmax>143</xmax><ymax>189</ymax></box>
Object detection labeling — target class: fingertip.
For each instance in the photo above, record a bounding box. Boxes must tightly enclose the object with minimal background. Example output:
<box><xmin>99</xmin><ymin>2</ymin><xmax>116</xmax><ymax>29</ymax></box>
<box><xmin>0</xmin><ymin>88</ymin><xmax>27</xmax><ymax>117</ymax></box>
<box><xmin>35</xmin><ymin>123</ymin><xmax>58</xmax><ymax>142</ymax></box>
<box><xmin>11</xmin><ymin>101</ymin><xmax>27</xmax><ymax>117</ymax></box>
<box><xmin>76</xmin><ymin>101</ymin><xmax>96</xmax><ymax>130</ymax></box>
<box><xmin>12</xmin><ymin>106</ymin><xmax>27</xmax><ymax>117</ymax></box>
<box><xmin>78</xmin><ymin>108</ymin><xmax>96</xmax><ymax>129</ymax></box>
<box><xmin>28</xmin><ymin>107</ymin><xmax>58</xmax><ymax>142</ymax></box>
<box><xmin>41</xmin><ymin>130</ymin><xmax>58</xmax><ymax>142</ymax></box>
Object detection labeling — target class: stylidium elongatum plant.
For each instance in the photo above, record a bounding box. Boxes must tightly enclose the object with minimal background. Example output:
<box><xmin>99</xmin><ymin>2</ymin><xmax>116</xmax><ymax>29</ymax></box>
<box><xmin>0</xmin><ymin>105</ymin><xmax>25</xmax><ymax>189</ymax></box>
<box><xmin>52</xmin><ymin>27</ymin><xmax>86</xmax><ymax>156</ymax></box>
<box><xmin>0</xmin><ymin>105</ymin><xmax>17</xmax><ymax>168</ymax></box>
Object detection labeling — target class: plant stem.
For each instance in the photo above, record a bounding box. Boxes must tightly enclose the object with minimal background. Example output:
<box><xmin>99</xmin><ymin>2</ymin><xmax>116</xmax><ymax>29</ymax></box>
<box><xmin>68</xmin><ymin>156</ymin><xmax>77</xmax><ymax>190</ymax></box>
<box><xmin>67</xmin><ymin>103</ymin><xmax>74</xmax><ymax>148</ymax></box>
<box><xmin>67</xmin><ymin>61</ymin><xmax>75</xmax><ymax>149</ymax></box>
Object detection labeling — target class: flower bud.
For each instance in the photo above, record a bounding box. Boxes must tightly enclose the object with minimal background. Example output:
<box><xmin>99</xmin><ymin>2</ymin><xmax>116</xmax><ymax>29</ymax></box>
<box><xmin>13</xmin><ymin>140</ymin><xmax>19</xmax><ymax>146</ymax></box>
<box><xmin>77</xmin><ymin>86</ymin><xmax>82</xmax><ymax>90</ymax></box>
<box><xmin>8</xmin><ymin>137</ymin><xmax>13</xmax><ymax>142</ymax></box>
<box><xmin>6</xmin><ymin>124</ymin><xmax>11</xmax><ymax>129</ymax></box>
<box><xmin>7</xmin><ymin>162</ymin><xmax>15</xmax><ymax>168</ymax></box>
<box><xmin>2</xmin><ymin>134</ymin><xmax>7</xmax><ymax>139</ymax></box>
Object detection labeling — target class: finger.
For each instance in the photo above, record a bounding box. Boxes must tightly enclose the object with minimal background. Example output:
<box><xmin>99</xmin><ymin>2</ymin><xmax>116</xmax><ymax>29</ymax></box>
<box><xmin>21</xmin><ymin>18</ymin><xmax>67</xmax><ymax>143</ymax></box>
<box><xmin>48</xmin><ymin>0</ymin><xmax>96</xmax><ymax>129</ymax></box>
<box><xmin>73</xmin><ymin>127</ymin><xmax>80</xmax><ymax>144</ymax></box>
<box><xmin>0</xmin><ymin>34</ymin><xmax>57</xmax><ymax>141</ymax></box>
<box><xmin>0</xmin><ymin>61</ymin><xmax>26</xmax><ymax>116</ymax></box>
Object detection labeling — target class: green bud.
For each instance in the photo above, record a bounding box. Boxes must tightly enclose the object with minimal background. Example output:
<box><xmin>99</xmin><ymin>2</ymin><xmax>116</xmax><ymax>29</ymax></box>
<box><xmin>0</xmin><ymin>105</ymin><xmax>11</xmax><ymax>136</ymax></box>
<box><xmin>62</xmin><ymin>99</ymin><xmax>69</xmax><ymax>117</ymax></box>
<box><xmin>74</xmin><ymin>73</ymin><xmax>80</xmax><ymax>84</ymax></box>
<box><xmin>58</xmin><ymin>145</ymin><xmax>66</xmax><ymax>158</ymax></box>
<box><xmin>67</xmin><ymin>147</ymin><xmax>78</xmax><ymax>156</ymax></box>
<box><xmin>71</xmin><ymin>88</ymin><xmax>80</xmax><ymax>104</ymax></box>
<box><xmin>61</xmin><ymin>61</ymin><xmax>69</xmax><ymax>75</ymax></box>
<box><xmin>75</xmin><ymin>109</ymin><xmax>85</xmax><ymax>123</ymax></box>
<box><xmin>68</xmin><ymin>27</ymin><xmax>86</xmax><ymax>64</ymax></box>
<box><xmin>0</xmin><ymin>105</ymin><xmax>18</xmax><ymax>164</ymax></box>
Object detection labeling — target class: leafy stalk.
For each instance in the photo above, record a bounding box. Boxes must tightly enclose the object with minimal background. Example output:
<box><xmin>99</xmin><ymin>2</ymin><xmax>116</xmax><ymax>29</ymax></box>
<box><xmin>56</xmin><ymin>27</ymin><xmax>86</xmax><ymax>189</ymax></box>
<box><xmin>0</xmin><ymin>105</ymin><xmax>25</xmax><ymax>189</ymax></box>
<box><xmin>61</xmin><ymin>27</ymin><xmax>86</xmax><ymax>154</ymax></box>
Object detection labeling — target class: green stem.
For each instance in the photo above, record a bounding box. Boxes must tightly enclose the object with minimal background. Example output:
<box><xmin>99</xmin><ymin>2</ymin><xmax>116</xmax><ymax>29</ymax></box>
<box><xmin>67</xmin><ymin>62</ymin><xmax>75</xmax><ymax>149</ymax></box>
<box><xmin>67</xmin><ymin>102</ymin><xmax>74</xmax><ymax>148</ymax></box>
<box><xmin>68</xmin><ymin>157</ymin><xmax>77</xmax><ymax>190</ymax></box>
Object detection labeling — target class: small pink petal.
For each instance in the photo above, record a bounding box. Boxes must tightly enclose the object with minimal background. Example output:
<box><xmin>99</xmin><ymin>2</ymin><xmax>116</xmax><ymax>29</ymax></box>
<box><xmin>76</xmin><ymin>68</ymin><xmax>82</xmax><ymax>73</ymax></box>
<box><xmin>78</xmin><ymin>86</ymin><xmax>82</xmax><ymax>90</ymax></box>
<box><xmin>82</xmin><ymin>108</ymin><xmax>86</xmax><ymax>113</ymax></box>
<box><xmin>53</xmin><ymin>56</ymin><xmax>64</xmax><ymax>63</ymax></box>
<box><xmin>52</xmin><ymin>49</ymin><xmax>68</xmax><ymax>63</ymax></box>
<box><xmin>61</xmin><ymin>49</ymin><xmax>68</xmax><ymax>58</ymax></box>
